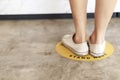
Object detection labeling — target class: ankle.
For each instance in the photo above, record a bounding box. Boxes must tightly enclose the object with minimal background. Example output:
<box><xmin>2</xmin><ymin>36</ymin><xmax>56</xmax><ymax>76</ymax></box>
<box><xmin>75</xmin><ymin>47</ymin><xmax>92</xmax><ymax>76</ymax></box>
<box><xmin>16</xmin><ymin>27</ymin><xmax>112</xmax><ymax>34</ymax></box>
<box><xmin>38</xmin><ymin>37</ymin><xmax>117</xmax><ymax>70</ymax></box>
<box><xmin>89</xmin><ymin>33</ymin><xmax>96</xmax><ymax>44</ymax></box>
<box><xmin>73</xmin><ymin>33</ymin><xmax>86</xmax><ymax>44</ymax></box>
<box><xmin>90</xmin><ymin>32</ymin><xmax>105</xmax><ymax>44</ymax></box>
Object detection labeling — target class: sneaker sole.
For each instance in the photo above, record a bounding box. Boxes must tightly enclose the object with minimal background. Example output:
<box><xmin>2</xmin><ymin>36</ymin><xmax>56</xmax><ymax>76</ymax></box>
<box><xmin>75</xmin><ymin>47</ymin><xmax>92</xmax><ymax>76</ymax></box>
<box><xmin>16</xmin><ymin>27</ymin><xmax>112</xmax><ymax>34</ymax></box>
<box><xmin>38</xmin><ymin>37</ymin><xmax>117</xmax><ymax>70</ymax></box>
<box><xmin>89</xmin><ymin>51</ymin><xmax>105</xmax><ymax>57</ymax></box>
<box><xmin>61</xmin><ymin>41</ymin><xmax>88</xmax><ymax>56</ymax></box>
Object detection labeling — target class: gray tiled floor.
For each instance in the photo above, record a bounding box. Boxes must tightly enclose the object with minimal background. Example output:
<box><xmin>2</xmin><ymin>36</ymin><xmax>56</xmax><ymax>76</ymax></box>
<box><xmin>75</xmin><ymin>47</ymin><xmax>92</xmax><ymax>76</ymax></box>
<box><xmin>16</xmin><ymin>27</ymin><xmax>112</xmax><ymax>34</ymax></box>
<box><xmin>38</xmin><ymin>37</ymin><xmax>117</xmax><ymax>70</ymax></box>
<box><xmin>0</xmin><ymin>18</ymin><xmax>120</xmax><ymax>80</ymax></box>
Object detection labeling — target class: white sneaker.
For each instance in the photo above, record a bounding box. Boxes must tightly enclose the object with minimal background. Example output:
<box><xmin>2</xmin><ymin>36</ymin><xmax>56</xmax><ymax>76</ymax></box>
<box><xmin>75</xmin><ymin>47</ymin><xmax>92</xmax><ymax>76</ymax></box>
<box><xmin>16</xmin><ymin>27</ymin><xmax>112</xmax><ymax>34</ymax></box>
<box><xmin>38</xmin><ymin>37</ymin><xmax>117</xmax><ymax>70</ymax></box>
<box><xmin>61</xmin><ymin>33</ymin><xmax>89</xmax><ymax>56</ymax></box>
<box><xmin>88</xmin><ymin>36</ymin><xmax>106</xmax><ymax>57</ymax></box>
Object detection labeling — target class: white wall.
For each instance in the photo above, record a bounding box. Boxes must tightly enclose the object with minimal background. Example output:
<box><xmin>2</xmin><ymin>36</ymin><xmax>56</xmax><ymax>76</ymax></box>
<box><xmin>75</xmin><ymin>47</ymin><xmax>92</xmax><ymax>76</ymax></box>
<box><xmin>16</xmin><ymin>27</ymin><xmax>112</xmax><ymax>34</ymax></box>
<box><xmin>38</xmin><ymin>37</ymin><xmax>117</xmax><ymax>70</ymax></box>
<box><xmin>66</xmin><ymin>0</ymin><xmax>120</xmax><ymax>13</ymax></box>
<box><xmin>0</xmin><ymin>0</ymin><xmax>120</xmax><ymax>14</ymax></box>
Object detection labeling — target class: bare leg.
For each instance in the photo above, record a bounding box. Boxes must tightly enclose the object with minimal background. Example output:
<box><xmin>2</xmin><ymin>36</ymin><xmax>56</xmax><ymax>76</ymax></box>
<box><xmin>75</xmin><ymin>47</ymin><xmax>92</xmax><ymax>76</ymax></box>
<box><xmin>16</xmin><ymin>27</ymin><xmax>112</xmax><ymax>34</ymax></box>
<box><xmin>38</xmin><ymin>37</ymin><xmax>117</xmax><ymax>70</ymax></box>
<box><xmin>90</xmin><ymin>0</ymin><xmax>117</xmax><ymax>44</ymax></box>
<box><xmin>69</xmin><ymin>0</ymin><xmax>88</xmax><ymax>44</ymax></box>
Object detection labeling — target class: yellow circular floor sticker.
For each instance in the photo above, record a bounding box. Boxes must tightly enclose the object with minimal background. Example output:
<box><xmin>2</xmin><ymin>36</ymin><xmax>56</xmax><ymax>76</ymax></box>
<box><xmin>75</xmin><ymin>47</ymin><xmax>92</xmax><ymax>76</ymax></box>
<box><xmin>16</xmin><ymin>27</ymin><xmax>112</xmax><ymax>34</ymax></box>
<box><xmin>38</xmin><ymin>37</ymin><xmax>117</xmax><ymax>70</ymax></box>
<box><xmin>55</xmin><ymin>41</ymin><xmax>114</xmax><ymax>61</ymax></box>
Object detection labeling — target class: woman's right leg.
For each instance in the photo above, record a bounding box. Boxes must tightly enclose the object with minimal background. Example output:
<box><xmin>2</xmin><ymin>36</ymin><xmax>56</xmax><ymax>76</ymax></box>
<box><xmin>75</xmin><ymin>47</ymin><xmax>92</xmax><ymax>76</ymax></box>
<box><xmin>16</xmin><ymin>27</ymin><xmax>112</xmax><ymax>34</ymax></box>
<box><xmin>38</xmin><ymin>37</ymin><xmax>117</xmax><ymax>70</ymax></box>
<box><xmin>90</xmin><ymin>0</ymin><xmax>117</xmax><ymax>44</ymax></box>
<box><xmin>69</xmin><ymin>0</ymin><xmax>88</xmax><ymax>44</ymax></box>
<box><xmin>88</xmin><ymin>0</ymin><xmax>117</xmax><ymax>57</ymax></box>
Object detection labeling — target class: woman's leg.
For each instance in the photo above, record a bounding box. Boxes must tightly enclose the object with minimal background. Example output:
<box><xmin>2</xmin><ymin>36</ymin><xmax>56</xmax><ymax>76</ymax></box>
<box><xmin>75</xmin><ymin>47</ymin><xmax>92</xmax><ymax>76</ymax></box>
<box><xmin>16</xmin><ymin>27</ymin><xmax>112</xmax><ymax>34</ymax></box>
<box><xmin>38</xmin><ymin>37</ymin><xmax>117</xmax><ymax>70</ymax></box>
<box><xmin>90</xmin><ymin>0</ymin><xmax>117</xmax><ymax>44</ymax></box>
<box><xmin>69</xmin><ymin>0</ymin><xmax>88</xmax><ymax>44</ymax></box>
